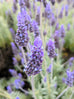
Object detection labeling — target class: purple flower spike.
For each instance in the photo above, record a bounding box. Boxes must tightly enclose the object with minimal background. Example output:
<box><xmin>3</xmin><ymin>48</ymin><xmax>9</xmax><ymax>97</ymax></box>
<box><xmin>15</xmin><ymin>11</ymin><xmax>29</xmax><ymax>47</ymax></box>
<box><xmin>63</xmin><ymin>69</ymin><xmax>73</xmax><ymax>87</ymax></box>
<box><xmin>54</xmin><ymin>30</ymin><xmax>60</xmax><ymax>49</ymax></box>
<box><xmin>51</xmin><ymin>0</ymin><xmax>55</xmax><ymax>5</ymax></box>
<box><xmin>50</xmin><ymin>14</ymin><xmax>56</xmax><ymax>26</ymax></box>
<box><xmin>12</xmin><ymin>0</ymin><xmax>17</xmax><ymax>13</ymax></box>
<box><xmin>9</xmin><ymin>69</ymin><xmax>17</xmax><ymax>77</ymax></box>
<box><xmin>24</xmin><ymin>37</ymin><xmax>44</xmax><ymax>76</ymax></box>
<box><xmin>60</xmin><ymin>24</ymin><xmax>65</xmax><ymax>38</ymax></box>
<box><xmin>32</xmin><ymin>20</ymin><xmax>40</xmax><ymax>37</ymax></box>
<box><xmin>65</xmin><ymin>5</ymin><xmax>68</xmax><ymax>16</ymax></box>
<box><xmin>59</xmin><ymin>6</ymin><xmax>64</xmax><ymax>18</ymax></box>
<box><xmin>11</xmin><ymin>42</ymin><xmax>18</xmax><ymax>56</ymax></box>
<box><xmin>69</xmin><ymin>57</ymin><xmax>74</xmax><ymax>67</ymax></box>
<box><xmin>47</xmin><ymin>64</ymin><xmax>52</xmax><ymax>73</ymax></box>
<box><xmin>36</xmin><ymin>6</ymin><xmax>40</xmax><ymax>25</ymax></box>
<box><xmin>10</xmin><ymin>28</ymin><xmax>15</xmax><ymax>40</ymax></box>
<box><xmin>34</xmin><ymin>37</ymin><xmax>42</xmax><ymax>48</ymax></box>
<box><xmin>45</xmin><ymin>2</ymin><xmax>52</xmax><ymax>19</ymax></box>
<box><xmin>12</xmin><ymin>57</ymin><xmax>18</xmax><ymax>66</ymax></box>
<box><xmin>67</xmin><ymin>23</ymin><xmax>70</xmax><ymax>31</ymax></box>
<box><xmin>14</xmin><ymin>79</ymin><xmax>25</xmax><ymax>89</ymax></box>
<box><xmin>44</xmin><ymin>77</ymin><xmax>47</xmax><ymax>82</ymax></box>
<box><xmin>16</xmin><ymin>97</ymin><xmax>20</xmax><ymax>99</ymax></box>
<box><xmin>46</xmin><ymin>39</ymin><xmax>56</xmax><ymax>58</ymax></box>
<box><xmin>55</xmin><ymin>23</ymin><xmax>59</xmax><ymax>30</ymax></box>
<box><xmin>7</xmin><ymin>86</ymin><xmax>12</xmax><ymax>93</ymax></box>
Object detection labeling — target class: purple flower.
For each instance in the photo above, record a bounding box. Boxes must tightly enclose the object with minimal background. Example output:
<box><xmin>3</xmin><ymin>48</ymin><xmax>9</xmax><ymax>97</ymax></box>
<box><xmin>60</xmin><ymin>24</ymin><xmax>65</xmax><ymax>38</ymax></box>
<box><xmin>24</xmin><ymin>37</ymin><xmax>44</xmax><ymax>76</ymax></box>
<box><xmin>55</xmin><ymin>23</ymin><xmax>59</xmax><ymax>30</ymax></box>
<box><xmin>43</xmin><ymin>0</ymin><xmax>47</xmax><ymax>7</ymax></box>
<box><xmin>46</xmin><ymin>39</ymin><xmax>56</xmax><ymax>58</ymax></box>
<box><xmin>36</xmin><ymin>6</ymin><xmax>40</xmax><ymax>25</ymax></box>
<box><xmin>18</xmin><ymin>73</ymin><xmax>23</xmax><ymax>79</ymax></box>
<box><xmin>14</xmin><ymin>79</ymin><xmax>25</xmax><ymax>89</ymax></box>
<box><xmin>10</xmin><ymin>28</ymin><xmax>15</xmax><ymax>40</ymax></box>
<box><xmin>7</xmin><ymin>86</ymin><xmax>12</xmax><ymax>93</ymax></box>
<box><xmin>43</xmin><ymin>30</ymin><xmax>47</xmax><ymax>36</ymax></box>
<box><xmin>45</xmin><ymin>2</ymin><xmax>52</xmax><ymax>19</ymax></box>
<box><xmin>21</xmin><ymin>58</ymin><xmax>24</xmax><ymax>65</ymax></box>
<box><xmin>32</xmin><ymin>20</ymin><xmax>40</xmax><ymax>37</ymax></box>
<box><xmin>67</xmin><ymin>23</ymin><xmax>70</xmax><ymax>31</ymax></box>
<box><xmin>54</xmin><ymin>30</ymin><xmax>60</xmax><ymax>49</ymax></box>
<box><xmin>18</xmin><ymin>0</ymin><xmax>25</xmax><ymax>9</ymax></box>
<box><xmin>9</xmin><ymin>69</ymin><xmax>17</xmax><ymax>77</ymax></box>
<box><xmin>72</xmin><ymin>70</ymin><xmax>74</xmax><ymax>82</ymax></box>
<box><xmin>11</xmin><ymin>42</ymin><xmax>18</xmax><ymax>56</ymax></box>
<box><xmin>63</xmin><ymin>69</ymin><xmax>73</xmax><ymax>87</ymax></box>
<box><xmin>59</xmin><ymin>6</ymin><xmax>64</xmax><ymax>18</ymax></box>
<box><xmin>51</xmin><ymin>0</ymin><xmax>55</xmax><ymax>5</ymax></box>
<box><xmin>12</xmin><ymin>57</ymin><xmax>18</xmax><ymax>66</ymax></box>
<box><xmin>47</xmin><ymin>64</ymin><xmax>52</xmax><ymax>73</ymax></box>
<box><xmin>44</xmin><ymin>77</ymin><xmax>47</xmax><ymax>82</ymax></box>
<box><xmin>65</xmin><ymin>5</ymin><xmax>68</xmax><ymax>16</ymax></box>
<box><xmin>50</xmin><ymin>14</ymin><xmax>56</xmax><ymax>26</ymax></box>
<box><xmin>12</xmin><ymin>0</ymin><xmax>17</xmax><ymax>13</ymax></box>
<box><xmin>15</xmin><ymin>10</ymin><xmax>29</xmax><ymax>47</ymax></box>
<box><xmin>16</xmin><ymin>97</ymin><xmax>20</xmax><ymax>99</ymax></box>
<box><xmin>54</xmin><ymin>83</ymin><xmax>57</xmax><ymax>88</ymax></box>
<box><xmin>69</xmin><ymin>57</ymin><xmax>74</xmax><ymax>67</ymax></box>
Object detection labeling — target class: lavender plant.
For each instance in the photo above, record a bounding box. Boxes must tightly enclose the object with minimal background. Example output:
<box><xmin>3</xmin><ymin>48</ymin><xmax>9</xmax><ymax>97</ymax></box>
<box><xmin>1</xmin><ymin>0</ymin><xmax>74</xmax><ymax>99</ymax></box>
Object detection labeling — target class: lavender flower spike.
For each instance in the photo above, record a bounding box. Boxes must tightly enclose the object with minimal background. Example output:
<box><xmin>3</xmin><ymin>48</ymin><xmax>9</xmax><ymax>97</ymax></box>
<box><xmin>15</xmin><ymin>11</ymin><xmax>29</xmax><ymax>47</ymax></box>
<box><xmin>24</xmin><ymin>37</ymin><xmax>44</xmax><ymax>76</ymax></box>
<box><xmin>46</xmin><ymin>39</ymin><xmax>56</xmax><ymax>58</ymax></box>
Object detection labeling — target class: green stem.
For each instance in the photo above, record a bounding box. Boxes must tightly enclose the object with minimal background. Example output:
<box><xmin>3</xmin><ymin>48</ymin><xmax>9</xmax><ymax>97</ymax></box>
<box><xmin>56</xmin><ymin>87</ymin><xmax>70</xmax><ymax>99</ymax></box>
<box><xmin>21</xmin><ymin>47</ymin><xmax>27</xmax><ymax>65</ymax></box>
<box><xmin>31</xmin><ymin>76</ymin><xmax>37</xmax><ymax>99</ymax></box>
<box><xmin>51</xmin><ymin>58</ymin><xmax>53</xmax><ymax>82</ymax></box>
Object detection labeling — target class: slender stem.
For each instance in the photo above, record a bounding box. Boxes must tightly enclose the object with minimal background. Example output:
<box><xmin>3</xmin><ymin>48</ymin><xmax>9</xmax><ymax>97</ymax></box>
<box><xmin>70</xmin><ymin>91</ymin><xmax>74</xmax><ymax>99</ymax></box>
<box><xmin>21</xmin><ymin>47</ymin><xmax>27</xmax><ymax>65</ymax></box>
<box><xmin>19</xmin><ymin>87</ymin><xmax>29</xmax><ymax>95</ymax></box>
<box><xmin>31</xmin><ymin>76</ymin><xmax>37</xmax><ymax>99</ymax></box>
<box><xmin>51</xmin><ymin>58</ymin><xmax>53</xmax><ymax>82</ymax></box>
<box><xmin>56</xmin><ymin>87</ymin><xmax>70</xmax><ymax>99</ymax></box>
<box><xmin>40</xmin><ymin>2</ymin><xmax>50</xmax><ymax>96</ymax></box>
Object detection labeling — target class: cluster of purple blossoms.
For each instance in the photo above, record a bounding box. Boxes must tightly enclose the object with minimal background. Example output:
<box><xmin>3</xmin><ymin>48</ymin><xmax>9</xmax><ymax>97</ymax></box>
<box><xmin>32</xmin><ymin>20</ymin><xmax>40</xmax><ymax>38</ymax></box>
<box><xmin>47</xmin><ymin>64</ymin><xmax>52</xmax><ymax>73</ymax></box>
<box><xmin>50</xmin><ymin>14</ymin><xmax>56</xmax><ymax>26</ymax></box>
<box><xmin>8</xmin><ymin>69</ymin><xmax>25</xmax><ymax>90</ymax></box>
<box><xmin>15</xmin><ymin>9</ymin><xmax>29</xmax><ymax>47</ymax></box>
<box><xmin>12</xmin><ymin>0</ymin><xmax>17</xmax><ymax>13</ymax></box>
<box><xmin>60</xmin><ymin>24</ymin><xmax>65</xmax><ymax>38</ymax></box>
<box><xmin>46</xmin><ymin>39</ymin><xmax>56</xmax><ymax>58</ymax></box>
<box><xmin>11</xmin><ymin>42</ymin><xmax>18</xmax><ymax>56</ymax></box>
<box><xmin>14</xmin><ymin>79</ymin><xmax>25</xmax><ymax>89</ymax></box>
<box><xmin>55</xmin><ymin>23</ymin><xmax>59</xmax><ymax>31</ymax></box>
<box><xmin>50</xmin><ymin>0</ymin><xmax>55</xmax><ymax>5</ymax></box>
<box><xmin>16</xmin><ymin>97</ymin><xmax>20</xmax><ymax>99</ymax></box>
<box><xmin>65</xmin><ymin>5</ymin><xmax>68</xmax><ymax>16</ymax></box>
<box><xmin>53</xmin><ymin>30</ymin><xmax>60</xmax><ymax>49</ymax></box>
<box><xmin>7</xmin><ymin>85</ymin><xmax>12</xmax><ymax>93</ymax></box>
<box><xmin>63</xmin><ymin>69</ymin><xmax>74</xmax><ymax>87</ymax></box>
<box><xmin>59</xmin><ymin>6</ymin><xmax>64</xmax><ymax>18</ymax></box>
<box><xmin>24</xmin><ymin>37</ymin><xmax>44</xmax><ymax>76</ymax></box>
<box><xmin>45</xmin><ymin>2</ymin><xmax>52</xmax><ymax>19</ymax></box>
<box><xmin>36</xmin><ymin>6</ymin><xmax>40</xmax><ymax>25</ymax></box>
